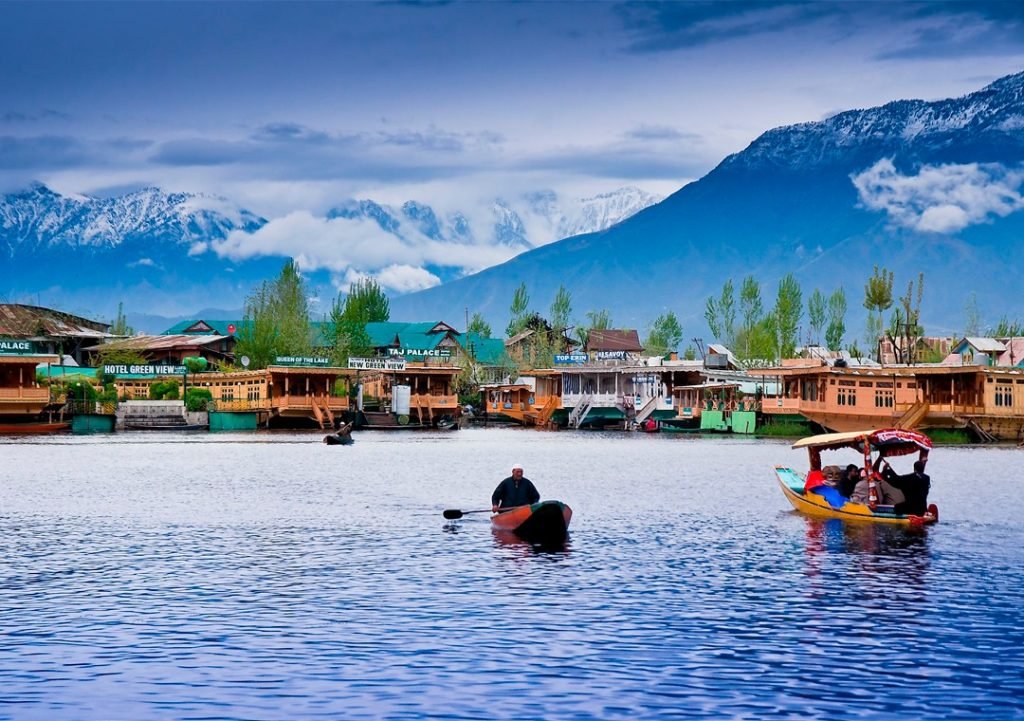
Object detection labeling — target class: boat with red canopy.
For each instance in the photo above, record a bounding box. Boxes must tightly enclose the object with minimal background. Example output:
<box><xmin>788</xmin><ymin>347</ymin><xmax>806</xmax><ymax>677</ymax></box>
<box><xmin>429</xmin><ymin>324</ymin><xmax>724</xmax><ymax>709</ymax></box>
<box><xmin>775</xmin><ymin>428</ymin><xmax>938</xmax><ymax>527</ymax></box>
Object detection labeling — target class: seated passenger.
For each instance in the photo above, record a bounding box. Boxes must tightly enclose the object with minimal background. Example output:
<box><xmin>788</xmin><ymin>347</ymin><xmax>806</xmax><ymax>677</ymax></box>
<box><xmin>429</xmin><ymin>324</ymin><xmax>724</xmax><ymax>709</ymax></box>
<box><xmin>838</xmin><ymin>464</ymin><xmax>860</xmax><ymax>498</ymax></box>
<box><xmin>850</xmin><ymin>467</ymin><xmax>904</xmax><ymax>508</ymax></box>
<box><xmin>803</xmin><ymin>469</ymin><xmax>827</xmax><ymax>493</ymax></box>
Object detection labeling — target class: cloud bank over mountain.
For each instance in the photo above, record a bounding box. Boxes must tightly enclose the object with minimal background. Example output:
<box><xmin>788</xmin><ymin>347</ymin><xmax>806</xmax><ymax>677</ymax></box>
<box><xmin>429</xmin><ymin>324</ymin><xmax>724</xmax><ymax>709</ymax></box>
<box><xmin>853</xmin><ymin>159</ymin><xmax>1024</xmax><ymax>234</ymax></box>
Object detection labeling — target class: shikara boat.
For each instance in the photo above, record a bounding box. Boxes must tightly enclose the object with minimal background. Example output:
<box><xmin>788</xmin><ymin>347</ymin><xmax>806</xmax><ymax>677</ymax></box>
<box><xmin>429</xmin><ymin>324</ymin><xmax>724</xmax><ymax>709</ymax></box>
<box><xmin>491</xmin><ymin>500</ymin><xmax>572</xmax><ymax>543</ymax></box>
<box><xmin>775</xmin><ymin>428</ymin><xmax>938</xmax><ymax>528</ymax></box>
<box><xmin>323</xmin><ymin>434</ymin><xmax>354</xmax><ymax>445</ymax></box>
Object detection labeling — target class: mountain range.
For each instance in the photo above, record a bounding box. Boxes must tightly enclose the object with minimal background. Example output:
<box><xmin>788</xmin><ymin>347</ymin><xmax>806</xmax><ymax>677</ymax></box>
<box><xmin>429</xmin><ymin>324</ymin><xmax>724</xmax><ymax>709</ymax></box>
<box><xmin>390</xmin><ymin>71</ymin><xmax>1024</xmax><ymax>339</ymax></box>
<box><xmin>0</xmin><ymin>184</ymin><xmax>658</xmax><ymax>328</ymax></box>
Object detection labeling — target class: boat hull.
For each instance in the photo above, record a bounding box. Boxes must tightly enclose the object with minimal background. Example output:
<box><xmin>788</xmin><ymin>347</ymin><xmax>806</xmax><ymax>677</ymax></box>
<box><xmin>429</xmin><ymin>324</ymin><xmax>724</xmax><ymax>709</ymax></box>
<box><xmin>775</xmin><ymin>466</ymin><xmax>936</xmax><ymax>527</ymax></box>
<box><xmin>491</xmin><ymin>500</ymin><xmax>572</xmax><ymax>543</ymax></box>
<box><xmin>0</xmin><ymin>421</ymin><xmax>71</xmax><ymax>434</ymax></box>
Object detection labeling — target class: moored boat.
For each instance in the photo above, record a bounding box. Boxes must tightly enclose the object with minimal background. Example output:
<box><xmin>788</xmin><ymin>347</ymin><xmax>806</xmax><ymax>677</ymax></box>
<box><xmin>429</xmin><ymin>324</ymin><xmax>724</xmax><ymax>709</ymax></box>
<box><xmin>491</xmin><ymin>500</ymin><xmax>572</xmax><ymax>543</ymax></box>
<box><xmin>0</xmin><ymin>421</ymin><xmax>71</xmax><ymax>434</ymax></box>
<box><xmin>775</xmin><ymin>428</ymin><xmax>938</xmax><ymax>528</ymax></box>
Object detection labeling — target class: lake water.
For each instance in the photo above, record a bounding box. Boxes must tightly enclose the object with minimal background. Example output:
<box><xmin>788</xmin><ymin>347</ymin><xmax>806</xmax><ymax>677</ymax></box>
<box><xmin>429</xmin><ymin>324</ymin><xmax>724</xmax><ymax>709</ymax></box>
<box><xmin>1</xmin><ymin>429</ymin><xmax>1023</xmax><ymax>720</ymax></box>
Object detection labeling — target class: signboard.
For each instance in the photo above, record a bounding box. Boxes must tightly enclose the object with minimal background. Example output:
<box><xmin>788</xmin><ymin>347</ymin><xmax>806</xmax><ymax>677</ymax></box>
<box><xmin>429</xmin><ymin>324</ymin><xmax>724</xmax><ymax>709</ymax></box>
<box><xmin>273</xmin><ymin>356</ymin><xmax>330</xmax><ymax>367</ymax></box>
<box><xmin>386</xmin><ymin>347</ymin><xmax>452</xmax><ymax>359</ymax></box>
<box><xmin>349</xmin><ymin>357</ymin><xmax>407</xmax><ymax>371</ymax></box>
<box><xmin>103</xmin><ymin>364</ymin><xmax>187</xmax><ymax>376</ymax></box>
<box><xmin>596</xmin><ymin>350</ymin><xmax>627</xmax><ymax>360</ymax></box>
<box><xmin>554</xmin><ymin>353</ymin><xmax>588</xmax><ymax>365</ymax></box>
<box><xmin>0</xmin><ymin>338</ymin><xmax>36</xmax><ymax>355</ymax></box>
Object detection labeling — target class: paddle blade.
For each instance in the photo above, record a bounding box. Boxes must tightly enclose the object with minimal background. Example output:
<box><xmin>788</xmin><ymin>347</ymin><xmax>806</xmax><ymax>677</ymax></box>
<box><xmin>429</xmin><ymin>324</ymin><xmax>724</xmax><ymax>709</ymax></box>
<box><xmin>443</xmin><ymin>509</ymin><xmax>464</xmax><ymax>520</ymax></box>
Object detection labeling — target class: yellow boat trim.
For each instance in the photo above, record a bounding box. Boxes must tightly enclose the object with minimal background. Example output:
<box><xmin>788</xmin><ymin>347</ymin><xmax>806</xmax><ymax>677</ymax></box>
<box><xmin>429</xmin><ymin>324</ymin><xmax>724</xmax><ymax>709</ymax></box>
<box><xmin>774</xmin><ymin>466</ymin><xmax>932</xmax><ymax>527</ymax></box>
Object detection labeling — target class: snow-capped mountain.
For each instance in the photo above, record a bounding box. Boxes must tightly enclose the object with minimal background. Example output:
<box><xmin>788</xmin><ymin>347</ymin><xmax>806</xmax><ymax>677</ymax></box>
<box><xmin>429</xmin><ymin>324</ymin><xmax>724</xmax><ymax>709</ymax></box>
<box><xmin>326</xmin><ymin>187</ymin><xmax>661</xmax><ymax>249</ymax></box>
<box><xmin>0</xmin><ymin>183</ymin><xmax>266</xmax><ymax>255</ymax></box>
<box><xmin>392</xmin><ymin>71</ymin><xmax>1024</xmax><ymax>333</ymax></box>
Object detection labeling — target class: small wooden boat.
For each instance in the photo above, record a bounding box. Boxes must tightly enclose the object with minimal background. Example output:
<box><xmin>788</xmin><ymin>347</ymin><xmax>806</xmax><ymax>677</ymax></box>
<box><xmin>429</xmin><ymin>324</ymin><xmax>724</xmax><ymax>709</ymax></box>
<box><xmin>323</xmin><ymin>434</ymin><xmax>354</xmax><ymax>445</ymax></box>
<box><xmin>436</xmin><ymin>416</ymin><xmax>459</xmax><ymax>431</ymax></box>
<box><xmin>0</xmin><ymin>421</ymin><xmax>71</xmax><ymax>434</ymax></box>
<box><xmin>776</xmin><ymin>428</ymin><xmax>938</xmax><ymax>528</ymax></box>
<box><xmin>491</xmin><ymin>500</ymin><xmax>572</xmax><ymax>543</ymax></box>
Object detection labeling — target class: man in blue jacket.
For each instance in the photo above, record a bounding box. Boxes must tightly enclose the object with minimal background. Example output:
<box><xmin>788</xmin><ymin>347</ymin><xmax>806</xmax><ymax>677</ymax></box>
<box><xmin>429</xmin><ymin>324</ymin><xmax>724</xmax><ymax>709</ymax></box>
<box><xmin>491</xmin><ymin>463</ymin><xmax>540</xmax><ymax>512</ymax></box>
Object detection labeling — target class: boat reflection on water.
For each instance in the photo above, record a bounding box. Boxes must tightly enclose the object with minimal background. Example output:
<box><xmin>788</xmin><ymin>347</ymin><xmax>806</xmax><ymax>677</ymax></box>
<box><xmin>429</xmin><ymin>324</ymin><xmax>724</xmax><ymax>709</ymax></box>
<box><xmin>802</xmin><ymin>516</ymin><xmax>932</xmax><ymax>556</ymax></box>
<box><xmin>491</xmin><ymin>528</ymin><xmax>572</xmax><ymax>555</ymax></box>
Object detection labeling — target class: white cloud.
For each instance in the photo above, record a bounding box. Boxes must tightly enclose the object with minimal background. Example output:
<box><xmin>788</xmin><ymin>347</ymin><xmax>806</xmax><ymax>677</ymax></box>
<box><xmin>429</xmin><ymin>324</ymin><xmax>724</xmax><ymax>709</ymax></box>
<box><xmin>127</xmin><ymin>257</ymin><xmax>156</xmax><ymax>268</ymax></box>
<box><xmin>852</xmin><ymin>158</ymin><xmax>1024</xmax><ymax>234</ymax></box>
<box><xmin>209</xmin><ymin>210</ymin><xmax>515</xmax><ymax>292</ymax></box>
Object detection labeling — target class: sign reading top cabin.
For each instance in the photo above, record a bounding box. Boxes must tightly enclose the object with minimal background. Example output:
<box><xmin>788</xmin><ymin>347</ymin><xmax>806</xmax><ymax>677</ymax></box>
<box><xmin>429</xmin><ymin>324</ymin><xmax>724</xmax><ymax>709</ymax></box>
<box><xmin>103</xmin><ymin>364</ymin><xmax>188</xmax><ymax>376</ymax></box>
<box><xmin>273</xmin><ymin>356</ymin><xmax>330</xmax><ymax>367</ymax></box>
<box><xmin>348</xmin><ymin>357</ymin><xmax>407</xmax><ymax>371</ymax></box>
<box><xmin>386</xmin><ymin>347</ymin><xmax>452</xmax><ymax>359</ymax></box>
<box><xmin>0</xmin><ymin>338</ymin><xmax>37</xmax><ymax>354</ymax></box>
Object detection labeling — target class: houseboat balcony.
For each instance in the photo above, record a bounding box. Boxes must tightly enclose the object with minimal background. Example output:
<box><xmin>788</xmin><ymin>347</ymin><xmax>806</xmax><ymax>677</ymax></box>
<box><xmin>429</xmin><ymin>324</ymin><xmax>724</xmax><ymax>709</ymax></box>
<box><xmin>210</xmin><ymin>399</ymin><xmax>271</xmax><ymax>412</ymax></box>
<box><xmin>273</xmin><ymin>394</ymin><xmax>349</xmax><ymax>412</ymax></box>
<box><xmin>765</xmin><ymin>397</ymin><xmax>804</xmax><ymax>413</ymax></box>
<box><xmin>563</xmin><ymin>392</ymin><xmax>619</xmax><ymax>409</ymax></box>
<box><xmin>411</xmin><ymin>393</ymin><xmax>458</xmax><ymax>410</ymax></box>
<box><xmin>0</xmin><ymin>387</ymin><xmax>51</xmax><ymax>402</ymax></box>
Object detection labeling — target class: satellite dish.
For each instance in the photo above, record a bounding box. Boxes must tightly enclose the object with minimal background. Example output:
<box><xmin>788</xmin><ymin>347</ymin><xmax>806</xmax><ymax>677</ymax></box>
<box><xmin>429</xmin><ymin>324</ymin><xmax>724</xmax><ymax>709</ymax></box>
<box><xmin>241</xmin><ymin>355</ymin><xmax>250</xmax><ymax>368</ymax></box>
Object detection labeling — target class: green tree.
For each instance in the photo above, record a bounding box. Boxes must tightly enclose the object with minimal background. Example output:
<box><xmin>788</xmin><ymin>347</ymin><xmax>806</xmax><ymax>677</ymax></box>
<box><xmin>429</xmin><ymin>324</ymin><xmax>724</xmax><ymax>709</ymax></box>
<box><xmin>771</xmin><ymin>273</ymin><xmax>802</xmax><ymax>360</ymax></box>
<box><xmin>576</xmin><ymin>309</ymin><xmax>612</xmax><ymax>349</ymax></box>
<box><xmin>738</xmin><ymin>275</ymin><xmax>764</xmax><ymax>360</ymax></box>
<box><xmin>550</xmin><ymin>285</ymin><xmax>572</xmax><ymax>334</ymax></box>
<box><xmin>644</xmin><ymin>311</ymin><xmax>683</xmax><ymax>357</ymax></box>
<box><xmin>110</xmin><ymin>301</ymin><xmax>134</xmax><ymax>336</ymax></box>
<box><xmin>887</xmin><ymin>273</ymin><xmax>924</xmax><ymax>364</ymax></box>
<box><xmin>235</xmin><ymin>259</ymin><xmax>314</xmax><ymax>369</ymax></box>
<box><xmin>683</xmin><ymin>345</ymin><xmax>697</xmax><ymax>361</ymax></box>
<box><xmin>989</xmin><ymin>316</ymin><xmax>1024</xmax><ymax>337</ymax></box>
<box><xmin>704</xmin><ymin>278</ymin><xmax>736</xmax><ymax>348</ymax></box>
<box><xmin>825</xmin><ymin>287</ymin><xmax>847</xmax><ymax>352</ymax></box>
<box><xmin>506</xmin><ymin>282</ymin><xmax>531</xmax><ymax>337</ymax></box>
<box><xmin>329</xmin><ymin>277</ymin><xmax>390</xmax><ymax>364</ymax></box>
<box><xmin>964</xmin><ymin>292</ymin><xmax>982</xmax><ymax>337</ymax></box>
<box><xmin>807</xmin><ymin>289</ymin><xmax>826</xmax><ymax>346</ymax></box>
<box><xmin>467</xmin><ymin>312</ymin><xmax>492</xmax><ymax>339</ymax></box>
<box><xmin>863</xmin><ymin>265</ymin><xmax>894</xmax><ymax>360</ymax></box>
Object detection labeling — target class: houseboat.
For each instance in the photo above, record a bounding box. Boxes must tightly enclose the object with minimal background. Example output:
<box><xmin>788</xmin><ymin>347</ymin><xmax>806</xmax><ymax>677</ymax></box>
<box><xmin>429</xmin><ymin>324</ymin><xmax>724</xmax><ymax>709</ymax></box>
<box><xmin>479</xmin><ymin>371</ymin><xmax>562</xmax><ymax>427</ymax></box>
<box><xmin>0</xmin><ymin>343</ymin><xmax>67</xmax><ymax>432</ymax></box>
<box><xmin>352</xmin><ymin>357</ymin><xmax>460</xmax><ymax>429</ymax></box>
<box><xmin>762</xmin><ymin>358</ymin><xmax>1024</xmax><ymax>441</ymax></box>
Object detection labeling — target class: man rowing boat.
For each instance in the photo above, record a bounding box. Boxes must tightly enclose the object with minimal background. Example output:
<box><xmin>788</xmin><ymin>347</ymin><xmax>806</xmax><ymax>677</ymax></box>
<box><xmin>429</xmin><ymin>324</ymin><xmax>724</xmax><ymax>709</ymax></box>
<box><xmin>491</xmin><ymin>463</ymin><xmax>540</xmax><ymax>512</ymax></box>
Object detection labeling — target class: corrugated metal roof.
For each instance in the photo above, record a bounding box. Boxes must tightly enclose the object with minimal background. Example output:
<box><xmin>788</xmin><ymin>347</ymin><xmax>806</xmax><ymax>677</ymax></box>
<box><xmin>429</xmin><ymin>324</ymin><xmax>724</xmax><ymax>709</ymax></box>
<box><xmin>85</xmin><ymin>334</ymin><xmax>231</xmax><ymax>351</ymax></box>
<box><xmin>0</xmin><ymin>303</ymin><xmax>111</xmax><ymax>338</ymax></box>
<box><xmin>957</xmin><ymin>336</ymin><xmax>1007</xmax><ymax>353</ymax></box>
<box><xmin>586</xmin><ymin>329</ymin><xmax>642</xmax><ymax>352</ymax></box>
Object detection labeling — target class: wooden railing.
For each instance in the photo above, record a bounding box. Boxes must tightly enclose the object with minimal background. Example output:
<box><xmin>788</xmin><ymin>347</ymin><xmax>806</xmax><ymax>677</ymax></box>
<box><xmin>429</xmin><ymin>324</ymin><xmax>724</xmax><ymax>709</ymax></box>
<box><xmin>410</xmin><ymin>393</ymin><xmax>458</xmax><ymax>409</ymax></box>
<box><xmin>0</xmin><ymin>387</ymin><xmax>50</xmax><ymax>402</ymax></box>
<box><xmin>273</xmin><ymin>394</ymin><xmax>349</xmax><ymax>411</ymax></box>
<box><xmin>210</xmin><ymin>399</ymin><xmax>270</xmax><ymax>412</ymax></box>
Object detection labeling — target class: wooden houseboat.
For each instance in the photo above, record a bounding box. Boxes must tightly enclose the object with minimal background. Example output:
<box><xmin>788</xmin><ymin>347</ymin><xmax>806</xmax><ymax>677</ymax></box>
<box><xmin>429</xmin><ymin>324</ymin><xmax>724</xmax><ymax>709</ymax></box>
<box><xmin>353</xmin><ymin>359</ymin><xmax>460</xmax><ymax>429</ymax></box>
<box><xmin>0</xmin><ymin>345</ymin><xmax>67</xmax><ymax>432</ymax></box>
<box><xmin>762</xmin><ymin>359</ymin><xmax>1024</xmax><ymax>441</ymax></box>
<box><xmin>479</xmin><ymin>371</ymin><xmax>563</xmax><ymax>427</ymax></box>
<box><xmin>113</xmin><ymin>361</ymin><xmax>352</xmax><ymax>429</ymax></box>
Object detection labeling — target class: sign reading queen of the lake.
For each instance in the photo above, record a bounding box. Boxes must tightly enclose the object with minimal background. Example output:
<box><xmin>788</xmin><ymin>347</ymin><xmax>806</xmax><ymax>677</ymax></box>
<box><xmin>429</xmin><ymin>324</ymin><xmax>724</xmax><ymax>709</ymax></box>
<box><xmin>273</xmin><ymin>356</ymin><xmax>330</xmax><ymax>367</ymax></box>
<box><xmin>0</xmin><ymin>338</ymin><xmax>37</xmax><ymax>354</ymax></box>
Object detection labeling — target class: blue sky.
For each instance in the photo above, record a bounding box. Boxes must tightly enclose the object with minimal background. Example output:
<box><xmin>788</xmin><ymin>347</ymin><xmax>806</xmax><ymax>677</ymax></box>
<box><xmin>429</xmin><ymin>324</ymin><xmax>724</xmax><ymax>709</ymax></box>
<box><xmin>3</xmin><ymin>1</ymin><xmax>1024</xmax><ymax>296</ymax></box>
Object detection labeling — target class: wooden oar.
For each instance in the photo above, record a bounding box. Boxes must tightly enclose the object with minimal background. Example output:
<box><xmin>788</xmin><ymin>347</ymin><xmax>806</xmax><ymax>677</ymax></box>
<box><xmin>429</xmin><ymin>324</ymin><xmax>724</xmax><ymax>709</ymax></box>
<box><xmin>443</xmin><ymin>505</ymin><xmax>526</xmax><ymax>520</ymax></box>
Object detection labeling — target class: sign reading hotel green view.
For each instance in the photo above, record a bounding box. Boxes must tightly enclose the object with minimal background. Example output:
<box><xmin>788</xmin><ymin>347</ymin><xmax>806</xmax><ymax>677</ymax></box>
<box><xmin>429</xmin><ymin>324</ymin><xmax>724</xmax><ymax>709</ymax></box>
<box><xmin>103</xmin><ymin>364</ymin><xmax>188</xmax><ymax>376</ymax></box>
<box><xmin>273</xmin><ymin>356</ymin><xmax>330</xmax><ymax>367</ymax></box>
<box><xmin>386</xmin><ymin>347</ymin><xmax>452</xmax><ymax>358</ymax></box>
<box><xmin>0</xmin><ymin>338</ymin><xmax>37</xmax><ymax>354</ymax></box>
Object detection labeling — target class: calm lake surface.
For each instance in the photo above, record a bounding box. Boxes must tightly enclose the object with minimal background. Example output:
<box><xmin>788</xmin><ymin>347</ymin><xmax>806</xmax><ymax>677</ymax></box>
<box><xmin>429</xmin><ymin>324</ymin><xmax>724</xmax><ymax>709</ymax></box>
<box><xmin>1</xmin><ymin>428</ymin><xmax>1023</xmax><ymax>720</ymax></box>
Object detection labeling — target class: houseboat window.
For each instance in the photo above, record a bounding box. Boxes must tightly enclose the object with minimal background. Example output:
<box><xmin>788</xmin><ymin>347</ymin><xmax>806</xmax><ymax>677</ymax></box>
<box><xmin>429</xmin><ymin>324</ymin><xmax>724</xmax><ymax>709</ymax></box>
<box><xmin>859</xmin><ymin>381</ymin><xmax>873</xmax><ymax>387</ymax></box>
<box><xmin>908</xmin><ymin>383</ymin><xmax>917</xmax><ymax>389</ymax></box>
<box><xmin>877</xmin><ymin>382</ymin><xmax>894</xmax><ymax>388</ymax></box>
<box><xmin>829</xmin><ymin>379</ymin><xmax>836</xmax><ymax>385</ymax></box>
<box><xmin>838</xmin><ymin>380</ymin><xmax>856</xmax><ymax>387</ymax></box>
<box><xmin>874</xmin><ymin>390</ymin><xmax>894</xmax><ymax>408</ymax></box>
